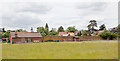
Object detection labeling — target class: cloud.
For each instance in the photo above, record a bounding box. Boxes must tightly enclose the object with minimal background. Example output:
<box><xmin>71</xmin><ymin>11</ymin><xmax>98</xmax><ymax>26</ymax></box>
<box><xmin>77</xmin><ymin>2</ymin><xmax>107</xmax><ymax>11</ymax></box>
<box><xmin>1</xmin><ymin>2</ymin><xmax>52</xmax><ymax>31</ymax></box>
<box><xmin>1</xmin><ymin>1</ymin><xmax>118</xmax><ymax>31</ymax></box>
<box><xmin>18</xmin><ymin>3</ymin><xmax>52</xmax><ymax>14</ymax></box>
<box><xmin>76</xmin><ymin>2</ymin><xmax>108</xmax><ymax>16</ymax></box>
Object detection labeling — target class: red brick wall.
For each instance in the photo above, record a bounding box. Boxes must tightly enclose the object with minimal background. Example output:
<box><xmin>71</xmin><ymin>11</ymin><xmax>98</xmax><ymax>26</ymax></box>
<box><xmin>43</xmin><ymin>36</ymin><xmax>62</xmax><ymax>42</ymax></box>
<box><xmin>61</xmin><ymin>36</ymin><xmax>73</xmax><ymax>41</ymax></box>
<box><xmin>43</xmin><ymin>36</ymin><xmax>103</xmax><ymax>42</ymax></box>
<box><xmin>12</xmin><ymin>37</ymin><xmax>42</xmax><ymax>43</ymax></box>
<box><xmin>12</xmin><ymin>38</ymin><xmax>23</xmax><ymax>43</ymax></box>
<box><xmin>31</xmin><ymin>37</ymin><xmax>42</xmax><ymax>42</ymax></box>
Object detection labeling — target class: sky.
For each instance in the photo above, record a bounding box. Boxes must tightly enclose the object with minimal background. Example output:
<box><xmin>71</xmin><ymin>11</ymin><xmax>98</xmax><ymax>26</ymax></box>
<box><xmin>0</xmin><ymin>0</ymin><xmax>119</xmax><ymax>32</ymax></box>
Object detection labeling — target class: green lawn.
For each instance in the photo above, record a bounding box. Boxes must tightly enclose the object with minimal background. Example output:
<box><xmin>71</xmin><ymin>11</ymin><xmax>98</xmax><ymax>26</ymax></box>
<box><xmin>2</xmin><ymin>41</ymin><xmax>118</xmax><ymax>59</ymax></box>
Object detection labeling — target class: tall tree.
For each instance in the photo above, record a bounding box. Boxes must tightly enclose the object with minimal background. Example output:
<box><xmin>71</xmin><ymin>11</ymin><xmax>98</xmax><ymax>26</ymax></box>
<box><xmin>87</xmin><ymin>20</ymin><xmax>97</xmax><ymax>33</ymax></box>
<box><xmin>49</xmin><ymin>28</ymin><xmax>57</xmax><ymax>35</ymax></box>
<box><xmin>58</xmin><ymin>26</ymin><xmax>65</xmax><ymax>32</ymax></box>
<box><xmin>77</xmin><ymin>31</ymin><xmax>82</xmax><ymax>36</ymax></box>
<box><xmin>16</xmin><ymin>29</ymin><xmax>27</xmax><ymax>32</ymax></box>
<box><xmin>2</xmin><ymin>28</ymin><xmax>6</xmax><ymax>32</ymax></box>
<box><xmin>45</xmin><ymin>23</ymin><xmax>49</xmax><ymax>31</ymax></box>
<box><xmin>99</xmin><ymin>24</ymin><xmax>106</xmax><ymax>30</ymax></box>
<box><xmin>67</xmin><ymin>26</ymin><xmax>78</xmax><ymax>32</ymax></box>
<box><xmin>31</xmin><ymin>27</ymin><xmax>33</xmax><ymax>32</ymax></box>
<box><xmin>37</xmin><ymin>27</ymin><xmax>46</xmax><ymax>36</ymax></box>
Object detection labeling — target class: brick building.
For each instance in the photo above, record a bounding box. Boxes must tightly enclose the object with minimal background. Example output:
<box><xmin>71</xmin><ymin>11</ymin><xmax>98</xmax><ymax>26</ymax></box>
<box><xmin>10</xmin><ymin>32</ymin><xmax>42</xmax><ymax>43</ymax></box>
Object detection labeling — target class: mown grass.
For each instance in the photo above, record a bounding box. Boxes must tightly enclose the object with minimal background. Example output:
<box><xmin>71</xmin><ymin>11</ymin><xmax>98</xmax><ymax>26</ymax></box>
<box><xmin>2</xmin><ymin>41</ymin><xmax>118</xmax><ymax>59</ymax></box>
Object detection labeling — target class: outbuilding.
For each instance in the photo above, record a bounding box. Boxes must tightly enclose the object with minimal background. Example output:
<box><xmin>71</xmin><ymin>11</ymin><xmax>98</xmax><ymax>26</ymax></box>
<box><xmin>10</xmin><ymin>32</ymin><xmax>42</xmax><ymax>43</ymax></box>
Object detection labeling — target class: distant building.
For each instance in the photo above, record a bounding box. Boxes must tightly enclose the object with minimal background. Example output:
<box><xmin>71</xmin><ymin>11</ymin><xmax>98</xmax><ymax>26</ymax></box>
<box><xmin>58</xmin><ymin>32</ymin><xmax>75</xmax><ymax>36</ymax></box>
<box><xmin>10</xmin><ymin>32</ymin><xmax>42</xmax><ymax>43</ymax></box>
<box><xmin>109</xmin><ymin>27</ymin><xmax>118</xmax><ymax>34</ymax></box>
<box><xmin>93</xmin><ymin>30</ymin><xmax>104</xmax><ymax>35</ymax></box>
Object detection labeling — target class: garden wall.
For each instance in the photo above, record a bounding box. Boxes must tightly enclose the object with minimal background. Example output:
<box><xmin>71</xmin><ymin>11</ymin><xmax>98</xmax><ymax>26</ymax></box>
<box><xmin>43</xmin><ymin>36</ymin><xmax>103</xmax><ymax>42</ymax></box>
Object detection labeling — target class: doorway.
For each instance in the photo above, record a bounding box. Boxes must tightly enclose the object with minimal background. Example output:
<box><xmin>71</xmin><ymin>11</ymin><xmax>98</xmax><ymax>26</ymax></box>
<box><xmin>28</xmin><ymin>38</ymin><xmax>31</xmax><ymax>43</ymax></box>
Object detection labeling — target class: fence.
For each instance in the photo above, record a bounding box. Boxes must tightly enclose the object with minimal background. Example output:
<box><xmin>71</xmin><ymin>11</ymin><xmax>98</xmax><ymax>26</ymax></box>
<box><xmin>43</xmin><ymin>36</ymin><xmax>103</xmax><ymax>42</ymax></box>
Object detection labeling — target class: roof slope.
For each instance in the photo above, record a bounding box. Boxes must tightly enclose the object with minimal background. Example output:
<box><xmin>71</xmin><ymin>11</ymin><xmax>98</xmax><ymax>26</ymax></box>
<box><xmin>10</xmin><ymin>32</ymin><xmax>42</xmax><ymax>38</ymax></box>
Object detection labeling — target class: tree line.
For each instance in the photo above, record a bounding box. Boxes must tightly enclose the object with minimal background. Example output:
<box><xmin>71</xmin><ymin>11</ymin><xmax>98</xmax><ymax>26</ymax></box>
<box><xmin>1</xmin><ymin>20</ymin><xmax>120</xmax><ymax>40</ymax></box>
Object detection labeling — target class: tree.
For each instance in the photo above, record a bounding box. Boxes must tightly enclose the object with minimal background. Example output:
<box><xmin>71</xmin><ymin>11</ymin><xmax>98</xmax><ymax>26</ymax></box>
<box><xmin>37</xmin><ymin>27</ymin><xmax>44</xmax><ymax>33</ymax></box>
<box><xmin>16</xmin><ymin>29</ymin><xmax>27</xmax><ymax>32</ymax></box>
<box><xmin>87</xmin><ymin>20</ymin><xmax>97</xmax><ymax>33</ymax></box>
<box><xmin>2</xmin><ymin>28</ymin><xmax>6</xmax><ymax>32</ymax></box>
<box><xmin>82</xmin><ymin>30</ymin><xmax>87</xmax><ymax>36</ymax></box>
<box><xmin>49</xmin><ymin>28</ymin><xmax>57</xmax><ymax>35</ymax></box>
<box><xmin>99</xmin><ymin>30</ymin><xmax>118</xmax><ymax>40</ymax></box>
<box><xmin>77</xmin><ymin>31</ymin><xmax>82</xmax><ymax>36</ymax></box>
<box><xmin>99</xmin><ymin>24</ymin><xmax>106</xmax><ymax>30</ymax></box>
<box><xmin>67</xmin><ymin>26</ymin><xmax>78</xmax><ymax>32</ymax></box>
<box><xmin>2</xmin><ymin>30</ymin><xmax>11</xmax><ymax>38</ymax></box>
<box><xmin>45</xmin><ymin>23</ymin><xmax>49</xmax><ymax>31</ymax></box>
<box><xmin>58</xmin><ymin>26</ymin><xmax>65</xmax><ymax>32</ymax></box>
<box><xmin>31</xmin><ymin>27</ymin><xmax>33</xmax><ymax>32</ymax></box>
<box><xmin>45</xmin><ymin>23</ymin><xmax>49</xmax><ymax>35</ymax></box>
<box><xmin>37</xmin><ymin>27</ymin><xmax>46</xmax><ymax>36</ymax></box>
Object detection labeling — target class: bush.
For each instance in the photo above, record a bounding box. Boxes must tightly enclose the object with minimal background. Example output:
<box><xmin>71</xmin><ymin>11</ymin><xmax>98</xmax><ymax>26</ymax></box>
<box><xmin>82</xmin><ymin>31</ymin><xmax>87</xmax><ymax>36</ymax></box>
<box><xmin>99</xmin><ymin>30</ymin><xmax>118</xmax><ymax>40</ymax></box>
<box><xmin>45</xmin><ymin>40</ymin><xmax>54</xmax><ymax>42</ymax></box>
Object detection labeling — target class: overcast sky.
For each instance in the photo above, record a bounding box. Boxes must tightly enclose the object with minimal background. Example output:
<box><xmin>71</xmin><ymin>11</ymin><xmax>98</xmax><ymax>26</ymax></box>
<box><xmin>0</xmin><ymin>0</ymin><xmax>119</xmax><ymax>32</ymax></box>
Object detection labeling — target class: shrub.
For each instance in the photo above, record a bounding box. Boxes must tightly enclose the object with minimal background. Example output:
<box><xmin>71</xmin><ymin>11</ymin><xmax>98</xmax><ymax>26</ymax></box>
<box><xmin>99</xmin><ymin>30</ymin><xmax>118</xmax><ymax>40</ymax></box>
<box><xmin>83</xmin><ymin>31</ymin><xmax>87</xmax><ymax>36</ymax></box>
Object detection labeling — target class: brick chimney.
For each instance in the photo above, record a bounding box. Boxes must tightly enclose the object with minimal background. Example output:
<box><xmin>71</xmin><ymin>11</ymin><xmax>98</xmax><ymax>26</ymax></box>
<box><xmin>15</xmin><ymin>32</ymin><xmax>18</xmax><ymax>37</ymax></box>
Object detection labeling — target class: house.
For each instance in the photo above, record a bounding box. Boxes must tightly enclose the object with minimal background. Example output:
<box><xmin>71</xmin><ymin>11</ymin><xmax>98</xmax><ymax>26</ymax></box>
<box><xmin>10</xmin><ymin>32</ymin><xmax>42</xmax><ymax>43</ymax></box>
<box><xmin>58</xmin><ymin>32</ymin><xmax>67</xmax><ymax>36</ymax></box>
<box><xmin>93</xmin><ymin>30</ymin><xmax>104</xmax><ymax>35</ymax></box>
<box><xmin>109</xmin><ymin>27</ymin><xmax>118</xmax><ymax>34</ymax></box>
<box><xmin>74</xmin><ymin>31</ymin><xmax>80</xmax><ymax>36</ymax></box>
<box><xmin>58</xmin><ymin>32</ymin><xmax>75</xmax><ymax>36</ymax></box>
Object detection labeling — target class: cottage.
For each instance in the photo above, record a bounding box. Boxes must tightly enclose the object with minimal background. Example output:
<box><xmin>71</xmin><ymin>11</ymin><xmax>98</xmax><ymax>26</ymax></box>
<box><xmin>93</xmin><ymin>30</ymin><xmax>104</xmax><ymax>35</ymax></box>
<box><xmin>58</xmin><ymin>32</ymin><xmax>75</xmax><ymax>36</ymax></box>
<box><xmin>10</xmin><ymin>32</ymin><xmax>42</xmax><ymax>43</ymax></box>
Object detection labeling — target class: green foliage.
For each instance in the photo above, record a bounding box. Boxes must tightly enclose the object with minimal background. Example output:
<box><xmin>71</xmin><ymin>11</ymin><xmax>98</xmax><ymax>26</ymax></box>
<box><xmin>99</xmin><ymin>24</ymin><xmax>106</xmax><ymax>30</ymax></box>
<box><xmin>67</xmin><ymin>26</ymin><xmax>78</xmax><ymax>32</ymax></box>
<box><xmin>2</xmin><ymin>28</ymin><xmax>6</xmax><ymax>32</ymax></box>
<box><xmin>37</xmin><ymin>27</ymin><xmax>46</xmax><ymax>36</ymax></box>
<box><xmin>2</xmin><ymin>30</ymin><xmax>11</xmax><ymax>38</ymax></box>
<box><xmin>31</xmin><ymin>27</ymin><xmax>33</xmax><ymax>32</ymax></box>
<box><xmin>16</xmin><ymin>29</ymin><xmax>27</xmax><ymax>32</ymax></box>
<box><xmin>44</xmin><ymin>29</ymin><xmax>49</xmax><ymax>35</ymax></box>
<box><xmin>45</xmin><ymin>23</ymin><xmax>49</xmax><ymax>32</ymax></box>
<box><xmin>99</xmin><ymin>30</ymin><xmax>118</xmax><ymax>40</ymax></box>
<box><xmin>49</xmin><ymin>28</ymin><xmax>57</xmax><ymax>35</ymax></box>
<box><xmin>82</xmin><ymin>30</ymin><xmax>87</xmax><ymax>36</ymax></box>
<box><xmin>37</xmin><ymin>27</ymin><xmax>44</xmax><ymax>33</ymax></box>
<box><xmin>77</xmin><ymin>31</ymin><xmax>82</xmax><ymax>36</ymax></box>
<box><xmin>87</xmin><ymin>20</ymin><xmax>97</xmax><ymax>33</ymax></box>
<box><xmin>58</xmin><ymin>26</ymin><xmax>65</xmax><ymax>32</ymax></box>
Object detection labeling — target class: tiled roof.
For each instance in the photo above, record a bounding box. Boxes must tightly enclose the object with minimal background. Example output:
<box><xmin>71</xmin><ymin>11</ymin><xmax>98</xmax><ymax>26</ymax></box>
<box><xmin>10</xmin><ymin>32</ymin><xmax>42</xmax><ymax>38</ymax></box>
<box><xmin>59</xmin><ymin>32</ymin><xmax>75</xmax><ymax>36</ymax></box>
<box><xmin>59</xmin><ymin>32</ymin><xmax>67</xmax><ymax>36</ymax></box>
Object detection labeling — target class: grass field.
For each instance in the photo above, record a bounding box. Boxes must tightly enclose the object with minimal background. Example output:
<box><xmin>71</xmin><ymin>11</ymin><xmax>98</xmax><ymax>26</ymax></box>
<box><xmin>2</xmin><ymin>41</ymin><xmax>118</xmax><ymax>59</ymax></box>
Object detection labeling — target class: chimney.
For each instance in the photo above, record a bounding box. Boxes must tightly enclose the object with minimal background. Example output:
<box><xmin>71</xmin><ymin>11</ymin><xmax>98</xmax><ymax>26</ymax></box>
<box><xmin>15</xmin><ymin>32</ymin><xmax>18</xmax><ymax>37</ymax></box>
